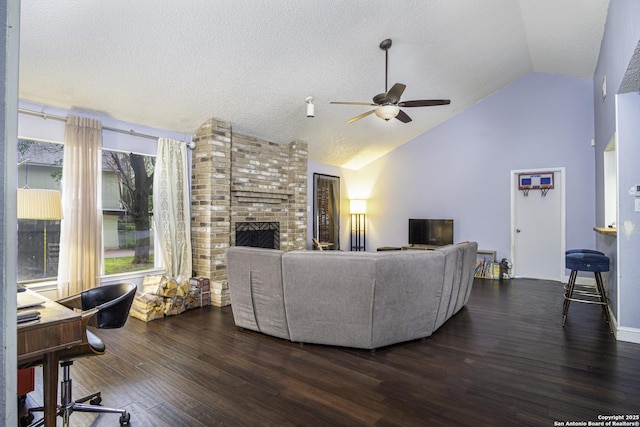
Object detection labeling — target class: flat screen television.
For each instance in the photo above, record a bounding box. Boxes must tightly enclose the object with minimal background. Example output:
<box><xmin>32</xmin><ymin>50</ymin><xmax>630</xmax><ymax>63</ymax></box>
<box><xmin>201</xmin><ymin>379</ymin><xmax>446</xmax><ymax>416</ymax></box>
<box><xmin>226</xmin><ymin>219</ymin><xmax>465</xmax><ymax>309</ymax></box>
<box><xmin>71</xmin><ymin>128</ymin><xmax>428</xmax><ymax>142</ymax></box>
<box><xmin>408</xmin><ymin>219</ymin><xmax>454</xmax><ymax>246</ymax></box>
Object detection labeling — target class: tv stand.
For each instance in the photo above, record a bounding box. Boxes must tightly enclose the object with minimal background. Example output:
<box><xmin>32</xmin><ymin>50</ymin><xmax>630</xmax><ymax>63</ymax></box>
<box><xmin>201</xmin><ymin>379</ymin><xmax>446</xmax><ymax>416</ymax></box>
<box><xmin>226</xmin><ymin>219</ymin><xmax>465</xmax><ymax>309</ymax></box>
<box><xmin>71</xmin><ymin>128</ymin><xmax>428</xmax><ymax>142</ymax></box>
<box><xmin>401</xmin><ymin>244</ymin><xmax>442</xmax><ymax>251</ymax></box>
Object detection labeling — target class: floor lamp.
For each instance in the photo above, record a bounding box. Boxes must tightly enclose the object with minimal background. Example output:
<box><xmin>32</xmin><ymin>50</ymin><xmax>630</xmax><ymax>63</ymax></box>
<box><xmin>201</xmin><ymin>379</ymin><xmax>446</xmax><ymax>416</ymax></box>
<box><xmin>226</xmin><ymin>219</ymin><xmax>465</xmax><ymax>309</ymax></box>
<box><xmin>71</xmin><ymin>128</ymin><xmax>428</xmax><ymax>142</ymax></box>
<box><xmin>350</xmin><ymin>199</ymin><xmax>366</xmax><ymax>252</ymax></box>
<box><xmin>17</xmin><ymin>188</ymin><xmax>63</xmax><ymax>275</ymax></box>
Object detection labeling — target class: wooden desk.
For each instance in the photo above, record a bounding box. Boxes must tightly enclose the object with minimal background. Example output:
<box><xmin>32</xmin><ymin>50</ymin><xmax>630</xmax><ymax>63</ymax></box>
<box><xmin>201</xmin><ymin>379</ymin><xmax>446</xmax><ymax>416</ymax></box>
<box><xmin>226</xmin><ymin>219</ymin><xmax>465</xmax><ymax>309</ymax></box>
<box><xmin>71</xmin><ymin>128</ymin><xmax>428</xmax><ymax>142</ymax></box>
<box><xmin>18</xmin><ymin>291</ymin><xmax>83</xmax><ymax>427</ymax></box>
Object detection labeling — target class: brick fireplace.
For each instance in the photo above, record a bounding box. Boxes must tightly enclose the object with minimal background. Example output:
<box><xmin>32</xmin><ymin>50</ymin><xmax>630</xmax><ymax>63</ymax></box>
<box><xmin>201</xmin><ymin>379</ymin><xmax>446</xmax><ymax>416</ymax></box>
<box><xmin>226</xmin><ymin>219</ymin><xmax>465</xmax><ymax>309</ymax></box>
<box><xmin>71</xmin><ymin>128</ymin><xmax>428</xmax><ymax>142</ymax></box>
<box><xmin>190</xmin><ymin>117</ymin><xmax>307</xmax><ymax>305</ymax></box>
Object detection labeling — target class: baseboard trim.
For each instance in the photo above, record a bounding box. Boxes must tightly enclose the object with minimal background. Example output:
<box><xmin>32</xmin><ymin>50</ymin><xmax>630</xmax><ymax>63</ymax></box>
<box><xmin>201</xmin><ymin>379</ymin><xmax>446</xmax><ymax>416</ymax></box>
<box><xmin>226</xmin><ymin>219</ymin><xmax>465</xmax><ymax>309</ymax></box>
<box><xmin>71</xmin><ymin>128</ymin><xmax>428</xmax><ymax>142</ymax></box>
<box><xmin>615</xmin><ymin>326</ymin><xmax>640</xmax><ymax>344</ymax></box>
<box><xmin>608</xmin><ymin>310</ymin><xmax>640</xmax><ymax>344</ymax></box>
<box><xmin>561</xmin><ymin>276</ymin><xmax>639</xmax><ymax>344</ymax></box>
<box><xmin>563</xmin><ymin>274</ymin><xmax>596</xmax><ymax>286</ymax></box>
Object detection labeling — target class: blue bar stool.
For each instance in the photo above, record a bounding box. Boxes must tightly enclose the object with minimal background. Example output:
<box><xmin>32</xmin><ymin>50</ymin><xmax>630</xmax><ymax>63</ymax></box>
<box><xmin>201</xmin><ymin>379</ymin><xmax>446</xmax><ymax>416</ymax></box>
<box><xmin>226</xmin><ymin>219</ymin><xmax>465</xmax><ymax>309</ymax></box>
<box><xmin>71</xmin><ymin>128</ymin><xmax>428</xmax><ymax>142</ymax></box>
<box><xmin>563</xmin><ymin>249</ymin><xmax>605</xmax><ymax>297</ymax></box>
<box><xmin>562</xmin><ymin>251</ymin><xmax>612</xmax><ymax>332</ymax></box>
<box><xmin>565</xmin><ymin>249</ymin><xmax>604</xmax><ymax>256</ymax></box>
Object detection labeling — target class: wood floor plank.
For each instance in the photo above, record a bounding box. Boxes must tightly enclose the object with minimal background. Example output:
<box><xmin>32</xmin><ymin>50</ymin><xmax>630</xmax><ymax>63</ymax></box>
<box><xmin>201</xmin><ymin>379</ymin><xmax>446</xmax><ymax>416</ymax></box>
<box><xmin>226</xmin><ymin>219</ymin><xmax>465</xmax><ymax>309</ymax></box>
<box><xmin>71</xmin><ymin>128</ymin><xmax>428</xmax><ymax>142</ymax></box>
<box><xmin>19</xmin><ymin>278</ymin><xmax>640</xmax><ymax>426</ymax></box>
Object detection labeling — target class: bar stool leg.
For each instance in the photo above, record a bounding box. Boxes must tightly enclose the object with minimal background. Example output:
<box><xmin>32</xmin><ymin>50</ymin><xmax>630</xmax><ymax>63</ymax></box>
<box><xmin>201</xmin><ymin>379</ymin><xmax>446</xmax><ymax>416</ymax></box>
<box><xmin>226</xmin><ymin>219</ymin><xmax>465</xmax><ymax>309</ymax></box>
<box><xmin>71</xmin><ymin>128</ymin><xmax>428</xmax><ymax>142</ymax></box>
<box><xmin>562</xmin><ymin>269</ymin><xmax>578</xmax><ymax>326</ymax></box>
<box><xmin>594</xmin><ymin>272</ymin><xmax>613</xmax><ymax>332</ymax></box>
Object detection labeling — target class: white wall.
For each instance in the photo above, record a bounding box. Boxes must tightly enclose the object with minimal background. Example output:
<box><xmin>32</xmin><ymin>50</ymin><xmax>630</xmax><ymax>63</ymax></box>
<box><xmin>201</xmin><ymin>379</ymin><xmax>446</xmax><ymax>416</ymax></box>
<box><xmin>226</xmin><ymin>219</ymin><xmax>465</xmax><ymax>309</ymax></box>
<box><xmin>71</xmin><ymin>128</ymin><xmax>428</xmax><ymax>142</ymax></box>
<box><xmin>2</xmin><ymin>0</ymin><xmax>20</xmax><ymax>423</ymax></box>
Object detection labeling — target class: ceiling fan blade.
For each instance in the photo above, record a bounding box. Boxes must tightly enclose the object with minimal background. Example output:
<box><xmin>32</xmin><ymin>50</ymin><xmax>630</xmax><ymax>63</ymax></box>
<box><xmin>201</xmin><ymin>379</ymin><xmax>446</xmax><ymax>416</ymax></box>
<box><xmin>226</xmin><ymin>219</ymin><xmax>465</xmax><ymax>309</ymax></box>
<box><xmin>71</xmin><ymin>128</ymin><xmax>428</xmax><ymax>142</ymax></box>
<box><xmin>385</xmin><ymin>83</ymin><xmax>406</xmax><ymax>104</ymax></box>
<box><xmin>396</xmin><ymin>110</ymin><xmax>412</xmax><ymax>123</ymax></box>
<box><xmin>346</xmin><ymin>109</ymin><xmax>375</xmax><ymax>124</ymax></box>
<box><xmin>330</xmin><ymin>101</ymin><xmax>377</xmax><ymax>106</ymax></box>
<box><xmin>398</xmin><ymin>99</ymin><xmax>451</xmax><ymax>107</ymax></box>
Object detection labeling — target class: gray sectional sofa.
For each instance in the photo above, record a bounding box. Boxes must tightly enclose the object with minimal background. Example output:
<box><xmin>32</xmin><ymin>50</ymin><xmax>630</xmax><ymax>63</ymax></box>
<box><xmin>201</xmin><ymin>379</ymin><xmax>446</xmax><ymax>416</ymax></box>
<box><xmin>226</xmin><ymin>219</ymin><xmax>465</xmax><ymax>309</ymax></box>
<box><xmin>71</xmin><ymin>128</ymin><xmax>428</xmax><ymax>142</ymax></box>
<box><xmin>226</xmin><ymin>242</ymin><xmax>478</xmax><ymax>349</ymax></box>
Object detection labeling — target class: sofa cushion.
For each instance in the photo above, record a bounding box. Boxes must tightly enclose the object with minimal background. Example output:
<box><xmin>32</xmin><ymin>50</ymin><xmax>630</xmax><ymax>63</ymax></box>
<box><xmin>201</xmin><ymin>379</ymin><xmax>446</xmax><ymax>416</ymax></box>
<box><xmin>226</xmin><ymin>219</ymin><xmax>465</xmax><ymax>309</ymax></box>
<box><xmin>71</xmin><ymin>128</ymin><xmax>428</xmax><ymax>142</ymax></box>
<box><xmin>437</xmin><ymin>242</ymin><xmax>478</xmax><ymax>317</ymax></box>
<box><xmin>457</xmin><ymin>241</ymin><xmax>478</xmax><ymax>311</ymax></box>
<box><xmin>282</xmin><ymin>250</ymin><xmax>446</xmax><ymax>349</ymax></box>
<box><xmin>282</xmin><ymin>251</ymin><xmax>377</xmax><ymax>348</ymax></box>
<box><xmin>226</xmin><ymin>247</ymin><xmax>290</xmax><ymax>340</ymax></box>
<box><xmin>434</xmin><ymin>244</ymin><xmax>462</xmax><ymax>330</ymax></box>
<box><xmin>369</xmin><ymin>250</ymin><xmax>445</xmax><ymax>348</ymax></box>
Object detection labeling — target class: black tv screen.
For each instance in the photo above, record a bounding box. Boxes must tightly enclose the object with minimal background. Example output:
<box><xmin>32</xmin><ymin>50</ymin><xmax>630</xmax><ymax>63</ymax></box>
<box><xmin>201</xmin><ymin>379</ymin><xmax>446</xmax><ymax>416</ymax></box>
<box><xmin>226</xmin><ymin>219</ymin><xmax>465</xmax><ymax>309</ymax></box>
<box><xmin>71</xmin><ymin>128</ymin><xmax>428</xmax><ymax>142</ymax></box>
<box><xmin>408</xmin><ymin>219</ymin><xmax>454</xmax><ymax>246</ymax></box>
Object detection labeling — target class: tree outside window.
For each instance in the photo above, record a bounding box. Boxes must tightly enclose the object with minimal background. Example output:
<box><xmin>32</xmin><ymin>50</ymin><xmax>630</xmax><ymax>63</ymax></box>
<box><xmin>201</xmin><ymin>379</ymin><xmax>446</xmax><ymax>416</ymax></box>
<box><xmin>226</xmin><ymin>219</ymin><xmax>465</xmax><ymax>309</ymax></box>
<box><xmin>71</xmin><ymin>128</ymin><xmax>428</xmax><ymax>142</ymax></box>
<box><xmin>102</xmin><ymin>151</ymin><xmax>155</xmax><ymax>274</ymax></box>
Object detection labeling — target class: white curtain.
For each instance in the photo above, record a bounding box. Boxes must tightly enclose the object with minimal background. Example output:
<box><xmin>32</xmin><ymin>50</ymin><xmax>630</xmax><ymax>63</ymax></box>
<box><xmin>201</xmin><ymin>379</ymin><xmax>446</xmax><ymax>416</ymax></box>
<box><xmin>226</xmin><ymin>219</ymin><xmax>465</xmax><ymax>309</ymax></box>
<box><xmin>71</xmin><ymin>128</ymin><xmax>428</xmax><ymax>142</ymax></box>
<box><xmin>57</xmin><ymin>115</ymin><xmax>103</xmax><ymax>298</ymax></box>
<box><xmin>154</xmin><ymin>137</ymin><xmax>192</xmax><ymax>285</ymax></box>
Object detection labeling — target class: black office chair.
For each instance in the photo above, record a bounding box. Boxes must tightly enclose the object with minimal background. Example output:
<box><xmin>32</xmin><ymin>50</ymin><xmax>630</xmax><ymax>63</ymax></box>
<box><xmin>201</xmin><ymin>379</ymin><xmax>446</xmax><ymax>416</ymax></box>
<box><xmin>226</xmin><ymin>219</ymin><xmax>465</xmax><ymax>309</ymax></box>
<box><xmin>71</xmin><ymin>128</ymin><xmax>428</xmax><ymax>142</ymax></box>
<box><xmin>22</xmin><ymin>283</ymin><xmax>137</xmax><ymax>427</ymax></box>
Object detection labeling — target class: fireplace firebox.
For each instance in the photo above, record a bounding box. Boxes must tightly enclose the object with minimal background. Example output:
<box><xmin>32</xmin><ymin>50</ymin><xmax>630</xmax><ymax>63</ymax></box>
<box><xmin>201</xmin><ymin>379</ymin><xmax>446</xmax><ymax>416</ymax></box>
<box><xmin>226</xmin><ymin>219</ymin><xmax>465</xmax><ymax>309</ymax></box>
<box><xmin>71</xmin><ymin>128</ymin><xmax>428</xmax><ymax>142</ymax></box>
<box><xmin>235</xmin><ymin>222</ymin><xmax>280</xmax><ymax>250</ymax></box>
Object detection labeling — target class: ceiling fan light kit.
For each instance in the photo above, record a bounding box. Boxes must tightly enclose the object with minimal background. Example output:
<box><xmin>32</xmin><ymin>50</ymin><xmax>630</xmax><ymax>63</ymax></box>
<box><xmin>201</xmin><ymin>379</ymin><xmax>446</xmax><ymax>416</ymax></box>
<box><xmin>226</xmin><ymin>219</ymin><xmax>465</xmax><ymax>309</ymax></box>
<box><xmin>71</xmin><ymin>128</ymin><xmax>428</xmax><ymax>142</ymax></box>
<box><xmin>330</xmin><ymin>38</ymin><xmax>451</xmax><ymax>124</ymax></box>
<box><xmin>375</xmin><ymin>105</ymin><xmax>400</xmax><ymax>121</ymax></box>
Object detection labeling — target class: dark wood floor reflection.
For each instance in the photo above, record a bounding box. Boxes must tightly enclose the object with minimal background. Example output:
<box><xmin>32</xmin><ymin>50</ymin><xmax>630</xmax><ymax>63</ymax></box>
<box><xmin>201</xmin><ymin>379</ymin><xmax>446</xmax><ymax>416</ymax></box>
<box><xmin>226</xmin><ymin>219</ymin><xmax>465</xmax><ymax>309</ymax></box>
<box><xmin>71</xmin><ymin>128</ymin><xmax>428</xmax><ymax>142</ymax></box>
<box><xmin>20</xmin><ymin>278</ymin><xmax>640</xmax><ymax>426</ymax></box>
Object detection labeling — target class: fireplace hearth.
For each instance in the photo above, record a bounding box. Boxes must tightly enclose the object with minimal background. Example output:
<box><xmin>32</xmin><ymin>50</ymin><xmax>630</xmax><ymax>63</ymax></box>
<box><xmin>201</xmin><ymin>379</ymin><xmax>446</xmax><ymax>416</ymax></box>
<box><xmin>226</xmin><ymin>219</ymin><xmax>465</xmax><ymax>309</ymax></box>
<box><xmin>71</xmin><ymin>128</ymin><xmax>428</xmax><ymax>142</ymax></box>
<box><xmin>235</xmin><ymin>222</ymin><xmax>280</xmax><ymax>250</ymax></box>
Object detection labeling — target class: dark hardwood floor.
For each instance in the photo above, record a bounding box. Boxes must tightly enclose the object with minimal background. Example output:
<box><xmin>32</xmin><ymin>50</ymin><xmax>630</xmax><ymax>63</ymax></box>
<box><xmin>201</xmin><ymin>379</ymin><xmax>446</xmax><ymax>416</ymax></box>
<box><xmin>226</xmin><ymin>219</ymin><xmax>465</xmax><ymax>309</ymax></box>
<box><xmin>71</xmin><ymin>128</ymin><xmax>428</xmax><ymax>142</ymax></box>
<box><xmin>20</xmin><ymin>278</ymin><xmax>640</xmax><ymax>426</ymax></box>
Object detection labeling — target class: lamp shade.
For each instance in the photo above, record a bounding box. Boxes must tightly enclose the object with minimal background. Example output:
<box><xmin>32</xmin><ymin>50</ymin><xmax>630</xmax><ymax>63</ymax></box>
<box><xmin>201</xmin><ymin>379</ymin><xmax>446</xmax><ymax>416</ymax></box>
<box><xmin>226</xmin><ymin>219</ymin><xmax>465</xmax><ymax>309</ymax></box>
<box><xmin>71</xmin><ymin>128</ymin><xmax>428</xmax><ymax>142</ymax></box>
<box><xmin>374</xmin><ymin>105</ymin><xmax>400</xmax><ymax>121</ymax></box>
<box><xmin>17</xmin><ymin>188</ymin><xmax>63</xmax><ymax>220</ymax></box>
<box><xmin>350</xmin><ymin>199</ymin><xmax>367</xmax><ymax>215</ymax></box>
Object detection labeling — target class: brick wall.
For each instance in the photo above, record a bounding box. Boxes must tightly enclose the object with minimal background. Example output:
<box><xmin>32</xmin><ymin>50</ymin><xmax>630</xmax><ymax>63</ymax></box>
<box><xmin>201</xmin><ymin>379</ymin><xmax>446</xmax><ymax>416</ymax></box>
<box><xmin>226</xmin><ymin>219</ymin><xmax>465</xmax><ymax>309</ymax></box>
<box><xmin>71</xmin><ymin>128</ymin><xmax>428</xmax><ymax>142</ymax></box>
<box><xmin>191</xmin><ymin>117</ymin><xmax>307</xmax><ymax>305</ymax></box>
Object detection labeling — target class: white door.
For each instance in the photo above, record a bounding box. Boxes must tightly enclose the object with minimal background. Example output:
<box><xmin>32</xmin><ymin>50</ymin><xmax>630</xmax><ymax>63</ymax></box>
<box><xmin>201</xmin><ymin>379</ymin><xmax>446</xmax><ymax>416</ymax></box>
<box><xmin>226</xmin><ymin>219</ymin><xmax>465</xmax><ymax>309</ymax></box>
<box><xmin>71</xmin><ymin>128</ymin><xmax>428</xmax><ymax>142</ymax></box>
<box><xmin>511</xmin><ymin>168</ymin><xmax>565</xmax><ymax>281</ymax></box>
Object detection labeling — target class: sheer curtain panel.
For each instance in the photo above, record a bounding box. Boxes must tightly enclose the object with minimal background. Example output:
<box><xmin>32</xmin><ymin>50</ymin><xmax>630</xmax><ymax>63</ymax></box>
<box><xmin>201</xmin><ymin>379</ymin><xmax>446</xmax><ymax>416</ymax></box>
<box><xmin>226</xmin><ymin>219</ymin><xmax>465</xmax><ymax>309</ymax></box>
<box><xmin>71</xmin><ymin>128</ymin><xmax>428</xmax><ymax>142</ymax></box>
<box><xmin>154</xmin><ymin>138</ymin><xmax>192</xmax><ymax>285</ymax></box>
<box><xmin>57</xmin><ymin>115</ymin><xmax>103</xmax><ymax>298</ymax></box>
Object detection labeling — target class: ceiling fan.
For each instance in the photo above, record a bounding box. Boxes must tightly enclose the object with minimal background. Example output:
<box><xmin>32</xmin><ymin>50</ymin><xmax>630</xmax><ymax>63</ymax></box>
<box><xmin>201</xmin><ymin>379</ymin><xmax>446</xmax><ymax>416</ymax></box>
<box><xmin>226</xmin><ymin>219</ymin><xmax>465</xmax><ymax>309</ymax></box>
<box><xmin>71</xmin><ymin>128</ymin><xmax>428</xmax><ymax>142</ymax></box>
<box><xmin>330</xmin><ymin>39</ymin><xmax>451</xmax><ymax>124</ymax></box>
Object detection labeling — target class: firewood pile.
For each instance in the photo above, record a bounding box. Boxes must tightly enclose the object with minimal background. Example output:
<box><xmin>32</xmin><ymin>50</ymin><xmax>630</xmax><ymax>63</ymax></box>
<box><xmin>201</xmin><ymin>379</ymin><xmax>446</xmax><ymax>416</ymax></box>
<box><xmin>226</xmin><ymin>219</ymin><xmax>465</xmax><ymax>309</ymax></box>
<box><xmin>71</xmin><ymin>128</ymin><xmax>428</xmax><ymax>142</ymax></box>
<box><xmin>129</xmin><ymin>274</ymin><xmax>210</xmax><ymax>322</ymax></box>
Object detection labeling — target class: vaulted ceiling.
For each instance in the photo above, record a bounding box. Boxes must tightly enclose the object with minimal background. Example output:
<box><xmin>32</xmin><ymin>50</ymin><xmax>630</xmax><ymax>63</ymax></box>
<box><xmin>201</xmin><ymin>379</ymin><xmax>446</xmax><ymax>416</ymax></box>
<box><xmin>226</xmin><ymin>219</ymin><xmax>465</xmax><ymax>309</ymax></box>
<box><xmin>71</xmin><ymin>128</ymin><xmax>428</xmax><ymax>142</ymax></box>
<box><xmin>19</xmin><ymin>0</ymin><xmax>609</xmax><ymax>169</ymax></box>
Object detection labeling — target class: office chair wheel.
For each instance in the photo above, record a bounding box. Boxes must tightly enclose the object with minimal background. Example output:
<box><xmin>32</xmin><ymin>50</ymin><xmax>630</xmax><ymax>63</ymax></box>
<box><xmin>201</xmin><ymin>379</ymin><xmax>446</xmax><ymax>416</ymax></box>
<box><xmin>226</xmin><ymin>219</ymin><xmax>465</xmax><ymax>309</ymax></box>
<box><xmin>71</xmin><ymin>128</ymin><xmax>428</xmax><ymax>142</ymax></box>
<box><xmin>119</xmin><ymin>411</ymin><xmax>130</xmax><ymax>425</ymax></box>
<box><xmin>19</xmin><ymin>412</ymin><xmax>34</xmax><ymax>427</ymax></box>
<box><xmin>90</xmin><ymin>395</ymin><xmax>102</xmax><ymax>405</ymax></box>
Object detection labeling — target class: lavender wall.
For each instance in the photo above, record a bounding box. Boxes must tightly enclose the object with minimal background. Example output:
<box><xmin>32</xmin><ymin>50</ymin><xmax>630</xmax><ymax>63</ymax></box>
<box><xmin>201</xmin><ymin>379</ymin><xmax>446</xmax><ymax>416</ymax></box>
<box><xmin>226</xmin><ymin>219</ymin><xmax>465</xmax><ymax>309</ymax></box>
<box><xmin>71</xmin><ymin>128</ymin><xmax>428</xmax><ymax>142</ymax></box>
<box><xmin>593</xmin><ymin>0</ymin><xmax>640</xmax><ymax>338</ymax></box>
<box><xmin>593</xmin><ymin>0</ymin><xmax>640</xmax><ymax>225</ymax></box>
<box><xmin>352</xmin><ymin>72</ymin><xmax>595</xmax><ymax>262</ymax></box>
<box><xmin>616</xmin><ymin>93</ymin><xmax>640</xmax><ymax>331</ymax></box>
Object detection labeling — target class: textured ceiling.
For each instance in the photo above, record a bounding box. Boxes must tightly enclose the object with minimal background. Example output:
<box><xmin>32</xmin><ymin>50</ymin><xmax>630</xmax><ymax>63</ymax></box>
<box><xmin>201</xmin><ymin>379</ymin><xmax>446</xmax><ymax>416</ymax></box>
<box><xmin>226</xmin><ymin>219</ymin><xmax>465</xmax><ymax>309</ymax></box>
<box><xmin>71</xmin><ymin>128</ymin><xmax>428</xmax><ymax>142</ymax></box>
<box><xmin>19</xmin><ymin>0</ymin><xmax>609</xmax><ymax>169</ymax></box>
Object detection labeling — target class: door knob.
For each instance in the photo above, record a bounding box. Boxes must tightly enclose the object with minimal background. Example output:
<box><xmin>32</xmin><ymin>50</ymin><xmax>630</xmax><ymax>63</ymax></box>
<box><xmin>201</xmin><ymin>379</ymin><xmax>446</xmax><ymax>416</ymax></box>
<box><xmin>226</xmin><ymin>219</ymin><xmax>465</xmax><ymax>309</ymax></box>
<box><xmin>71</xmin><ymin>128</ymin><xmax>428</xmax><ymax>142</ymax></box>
<box><xmin>516</xmin><ymin>229</ymin><xmax>521</xmax><ymax>233</ymax></box>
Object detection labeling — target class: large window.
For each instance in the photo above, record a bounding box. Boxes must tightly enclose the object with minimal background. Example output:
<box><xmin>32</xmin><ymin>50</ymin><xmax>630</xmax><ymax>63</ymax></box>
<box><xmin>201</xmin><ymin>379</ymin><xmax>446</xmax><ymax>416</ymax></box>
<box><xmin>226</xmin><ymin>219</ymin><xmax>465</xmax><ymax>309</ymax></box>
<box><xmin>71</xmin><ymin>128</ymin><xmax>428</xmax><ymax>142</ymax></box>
<box><xmin>17</xmin><ymin>138</ymin><xmax>158</xmax><ymax>283</ymax></box>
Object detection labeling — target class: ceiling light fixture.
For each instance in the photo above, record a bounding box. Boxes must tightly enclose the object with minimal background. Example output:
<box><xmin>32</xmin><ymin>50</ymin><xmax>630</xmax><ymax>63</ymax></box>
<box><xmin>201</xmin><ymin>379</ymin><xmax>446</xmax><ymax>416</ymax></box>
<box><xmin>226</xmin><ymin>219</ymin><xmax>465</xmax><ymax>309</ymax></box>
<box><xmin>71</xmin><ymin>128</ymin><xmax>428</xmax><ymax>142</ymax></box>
<box><xmin>374</xmin><ymin>104</ymin><xmax>400</xmax><ymax>121</ymax></box>
<box><xmin>305</xmin><ymin>96</ymin><xmax>315</xmax><ymax>118</ymax></box>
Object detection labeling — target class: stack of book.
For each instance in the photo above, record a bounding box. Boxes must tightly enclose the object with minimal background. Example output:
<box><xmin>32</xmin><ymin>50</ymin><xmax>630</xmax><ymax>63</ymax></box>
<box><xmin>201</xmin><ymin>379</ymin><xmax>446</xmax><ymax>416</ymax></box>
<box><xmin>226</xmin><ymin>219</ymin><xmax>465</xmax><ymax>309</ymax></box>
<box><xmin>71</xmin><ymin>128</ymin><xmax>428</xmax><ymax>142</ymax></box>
<box><xmin>189</xmin><ymin>276</ymin><xmax>211</xmax><ymax>307</ymax></box>
<box><xmin>474</xmin><ymin>259</ymin><xmax>500</xmax><ymax>280</ymax></box>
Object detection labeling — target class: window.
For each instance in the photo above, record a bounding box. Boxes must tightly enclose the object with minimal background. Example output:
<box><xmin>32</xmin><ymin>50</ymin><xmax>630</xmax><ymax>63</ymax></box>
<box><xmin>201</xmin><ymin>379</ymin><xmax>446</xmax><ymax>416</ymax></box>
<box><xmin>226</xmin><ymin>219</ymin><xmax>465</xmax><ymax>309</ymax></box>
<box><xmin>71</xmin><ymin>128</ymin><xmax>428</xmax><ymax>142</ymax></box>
<box><xmin>17</xmin><ymin>138</ymin><xmax>159</xmax><ymax>283</ymax></box>
<box><xmin>17</xmin><ymin>139</ymin><xmax>63</xmax><ymax>282</ymax></box>
<box><xmin>102</xmin><ymin>151</ymin><xmax>156</xmax><ymax>275</ymax></box>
